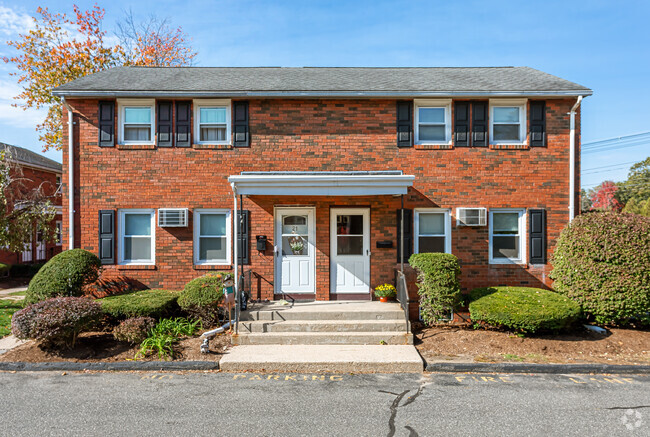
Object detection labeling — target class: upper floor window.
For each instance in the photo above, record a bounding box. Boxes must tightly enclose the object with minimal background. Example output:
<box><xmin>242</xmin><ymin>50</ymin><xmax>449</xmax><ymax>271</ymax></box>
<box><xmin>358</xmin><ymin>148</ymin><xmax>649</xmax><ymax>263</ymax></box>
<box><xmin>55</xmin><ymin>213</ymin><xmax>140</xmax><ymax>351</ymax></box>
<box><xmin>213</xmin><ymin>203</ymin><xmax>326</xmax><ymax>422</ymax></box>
<box><xmin>489</xmin><ymin>99</ymin><xmax>527</xmax><ymax>145</ymax></box>
<box><xmin>414</xmin><ymin>209</ymin><xmax>452</xmax><ymax>254</ymax></box>
<box><xmin>118</xmin><ymin>99</ymin><xmax>155</xmax><ymax>145</ymax></box>
<box><xmin>489</xmin><ymin>209</ymin><xmax>526</xmax><ymax>264</ymax></box>
<box><xmin>118</xmin><ymin>209</ymin><xmax>155</xmax><ymax>265</ymax></box>
<box><xmin>414</xmin><ymin>99</ymin><xmax>451</xmax><ymax>145</ymax></box>
<box><xmin>194</xmin><ymin>99</ymin><xmax>231</xmax><ymax>145</ymax></box>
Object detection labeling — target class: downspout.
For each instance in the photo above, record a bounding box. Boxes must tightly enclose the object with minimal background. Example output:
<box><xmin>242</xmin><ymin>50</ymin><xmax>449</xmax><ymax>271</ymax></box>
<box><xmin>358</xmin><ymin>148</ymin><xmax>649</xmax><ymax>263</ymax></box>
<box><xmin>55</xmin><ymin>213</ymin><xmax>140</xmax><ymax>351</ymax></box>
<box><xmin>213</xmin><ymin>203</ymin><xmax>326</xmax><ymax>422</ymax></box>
<box><xmin>62</xmin><ymin>98</ymin><xmax>74</xmax><ymax>250</ymax></box>
<box><xmin>569</xmin><ymin>96</ymin><xmax>583</xmax><ymax>221</ymax></box>
<box><xmin>231</xmin><ymin>183</ymin><xmax>239</xmax><ymax>335</ymax></box>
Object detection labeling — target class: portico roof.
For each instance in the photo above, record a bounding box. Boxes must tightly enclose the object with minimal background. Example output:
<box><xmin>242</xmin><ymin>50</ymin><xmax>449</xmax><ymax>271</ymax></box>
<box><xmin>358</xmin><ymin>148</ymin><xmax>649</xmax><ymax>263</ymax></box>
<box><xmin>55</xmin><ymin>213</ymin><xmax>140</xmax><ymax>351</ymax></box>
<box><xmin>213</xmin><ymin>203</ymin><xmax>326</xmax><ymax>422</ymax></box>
<box><xmin>228</xmin><ymin>171</ymin><xmax>414</xmax><ymax>196</ymax></box>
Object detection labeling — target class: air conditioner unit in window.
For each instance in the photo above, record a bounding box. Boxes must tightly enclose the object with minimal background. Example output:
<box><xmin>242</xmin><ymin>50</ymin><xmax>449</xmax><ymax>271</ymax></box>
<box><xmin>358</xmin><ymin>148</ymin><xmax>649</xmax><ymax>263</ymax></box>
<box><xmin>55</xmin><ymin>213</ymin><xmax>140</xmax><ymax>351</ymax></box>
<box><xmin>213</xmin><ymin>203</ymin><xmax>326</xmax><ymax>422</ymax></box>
<box><xmin>158</xmin><ymin>208</ymin><xmax>188</xmax><ymax>227</ymax></box>
<box><xmin>456</xmin><ymin>208</ymin><xmax>487</xmax><ymax>226</ymax></box>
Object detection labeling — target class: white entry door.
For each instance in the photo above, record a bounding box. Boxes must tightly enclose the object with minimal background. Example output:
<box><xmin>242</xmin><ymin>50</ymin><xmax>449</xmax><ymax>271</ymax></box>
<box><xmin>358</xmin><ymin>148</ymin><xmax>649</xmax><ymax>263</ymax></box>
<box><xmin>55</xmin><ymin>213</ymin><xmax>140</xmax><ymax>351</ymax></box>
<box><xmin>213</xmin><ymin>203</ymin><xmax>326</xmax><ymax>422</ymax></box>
<box><xmin>275</xmin><ymin>208</ymin><xmax>316</xmax><ymax>294</ymax></box>
<box><xmin>330</xmin><ymin>208</ymin><xmax>370</xmax><ymax>294</ymax></box>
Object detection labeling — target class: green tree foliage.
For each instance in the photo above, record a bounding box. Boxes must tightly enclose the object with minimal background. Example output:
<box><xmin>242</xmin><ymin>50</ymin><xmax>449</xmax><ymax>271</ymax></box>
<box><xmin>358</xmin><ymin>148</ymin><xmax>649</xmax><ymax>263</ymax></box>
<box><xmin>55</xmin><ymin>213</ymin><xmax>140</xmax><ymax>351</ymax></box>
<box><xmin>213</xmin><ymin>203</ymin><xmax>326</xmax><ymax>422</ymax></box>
<box><xmin>618</xmin><ymin>157</ymin><xmax>650</xmax><ymax>216</ymax></box>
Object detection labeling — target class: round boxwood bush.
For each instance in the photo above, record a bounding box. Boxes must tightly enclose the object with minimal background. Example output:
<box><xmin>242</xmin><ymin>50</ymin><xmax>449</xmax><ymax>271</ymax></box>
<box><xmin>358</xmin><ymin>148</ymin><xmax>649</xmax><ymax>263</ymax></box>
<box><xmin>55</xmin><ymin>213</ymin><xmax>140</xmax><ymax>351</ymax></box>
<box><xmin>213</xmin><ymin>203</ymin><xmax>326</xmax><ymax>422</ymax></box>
<box><xmin>409</xmin><ymin>253</ymin><xmax>461</xmax><ymax>325</ymax></box>
<box><xmin>25</xmin><ymin>249</ymin><xmax>101</xmax><ymax>304</ymax></box>
<box><xmin>113</xmin><ymin>317</ymin><xmax>156</xmax><ymax>344</ymax></box>
<box><xmin>469</xmin><ymin>286</ymin><xmax>581</xmax><ymax>334</ymax></box>
<box><xmin>12</xmin><ymin>297</ymin><xmax>102</xmax><ymax>348</ymax></box>
<box><xmin>100</xmin><ymin>289</ymin><xmax>180</xmax><ymax>320</ymax></box>
<box><xmin>550</xmin><ymin>212</ymin><xmax>650</xmax><ymax>326</ymax></box>
<box><xmin>178</xmin><ymin>273</ymin><xmax>227</xmax><ymax>325</ymax></box>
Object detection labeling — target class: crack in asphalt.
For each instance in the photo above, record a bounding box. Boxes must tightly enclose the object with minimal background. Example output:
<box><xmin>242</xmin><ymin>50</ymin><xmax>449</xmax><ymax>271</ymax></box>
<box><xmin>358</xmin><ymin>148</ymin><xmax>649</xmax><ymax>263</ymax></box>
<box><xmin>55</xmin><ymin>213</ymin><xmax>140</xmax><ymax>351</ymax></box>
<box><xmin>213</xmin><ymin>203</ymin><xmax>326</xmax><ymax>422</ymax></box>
<box><xmin>605</xmin><ymin>405</ymin><xmax>650</xmax><ymax>410</ymax></box>
<box><xmin>380</xmin><ymin>380</ymin><xmax>429</xmax><ymax>437</ymax></box>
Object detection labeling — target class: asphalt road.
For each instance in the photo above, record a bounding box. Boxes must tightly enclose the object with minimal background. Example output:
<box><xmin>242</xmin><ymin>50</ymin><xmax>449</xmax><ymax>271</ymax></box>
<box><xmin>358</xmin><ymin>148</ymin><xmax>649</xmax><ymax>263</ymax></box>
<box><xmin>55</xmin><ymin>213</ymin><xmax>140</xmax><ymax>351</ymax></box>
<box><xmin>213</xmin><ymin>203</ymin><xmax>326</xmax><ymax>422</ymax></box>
<box><xmin>0</xmin><ymin>371</ymin><xmax>648</xmax><ymax>436</ymax></box>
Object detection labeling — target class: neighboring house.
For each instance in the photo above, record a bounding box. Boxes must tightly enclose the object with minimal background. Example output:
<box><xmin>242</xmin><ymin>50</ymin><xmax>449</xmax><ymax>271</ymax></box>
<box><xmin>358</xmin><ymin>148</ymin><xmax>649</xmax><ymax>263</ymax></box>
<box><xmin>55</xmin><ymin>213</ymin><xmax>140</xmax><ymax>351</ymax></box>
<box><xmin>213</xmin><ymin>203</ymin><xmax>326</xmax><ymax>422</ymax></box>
<box><xmin>0</xmin><ymin>142</ymin><xmax>63</xmax><ymax>266</ymax></box>
<box><xmin>53</xmin><ymin>67</ymin><xmax>591</xmax><ymax>319</ymax></box>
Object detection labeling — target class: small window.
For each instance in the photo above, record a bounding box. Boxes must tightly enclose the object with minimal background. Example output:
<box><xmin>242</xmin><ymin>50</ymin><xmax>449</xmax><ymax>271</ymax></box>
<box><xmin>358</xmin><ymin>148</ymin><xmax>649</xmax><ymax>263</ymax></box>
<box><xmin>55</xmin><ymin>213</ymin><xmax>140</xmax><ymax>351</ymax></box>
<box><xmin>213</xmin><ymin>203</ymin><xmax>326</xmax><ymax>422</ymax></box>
<box><xmin>414</xmin><ymin>209</ymin><xmax>451</xmax><ymax>254</ymax></box>
<box><xmin>490</xmin><ymin>100</ymin><xmax>527</xmax><ymax>144</ymax></box>
<box><xmin>489</xmin><ymin>209</ymin><xmax>526</xmax><ymax>264</ymax></box>
<box><xmin>194</xmin><ymin>100</ymin><xmax>231</xmax><ymax>145</ymax></box>
<box><xmin>415</xmin><ymin>100</ymin><xmax>451</xmax><ymax>144</ymax></box>
<box><xmin>55</xmin><ymin>221</ymin><xmax>62</xmax><ymax>246</ymax></box>
<box><xmin>119</xmin><ymin>209</ymin><xmax>155</xmax><ymax>265</ymax></box>
<box><xmin>118</xmin><ymin>100</ymin><xmax>155</xmax><ymax>145</ymax></box>
<box><xmin>194</xmin><ymin>209</ymin><xmax>231</xmax><ymax>265</ymax></box>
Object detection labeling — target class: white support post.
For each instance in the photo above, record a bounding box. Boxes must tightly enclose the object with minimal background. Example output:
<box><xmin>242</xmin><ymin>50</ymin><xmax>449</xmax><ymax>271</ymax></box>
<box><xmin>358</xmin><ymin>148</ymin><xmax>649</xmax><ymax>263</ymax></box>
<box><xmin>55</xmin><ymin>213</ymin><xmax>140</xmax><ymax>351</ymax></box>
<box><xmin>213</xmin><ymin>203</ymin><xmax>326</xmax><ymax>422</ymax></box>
<box><xmin>231</xmin><ymin>183</ymin><xmax>239</xmax><ymax>334</ymax></box>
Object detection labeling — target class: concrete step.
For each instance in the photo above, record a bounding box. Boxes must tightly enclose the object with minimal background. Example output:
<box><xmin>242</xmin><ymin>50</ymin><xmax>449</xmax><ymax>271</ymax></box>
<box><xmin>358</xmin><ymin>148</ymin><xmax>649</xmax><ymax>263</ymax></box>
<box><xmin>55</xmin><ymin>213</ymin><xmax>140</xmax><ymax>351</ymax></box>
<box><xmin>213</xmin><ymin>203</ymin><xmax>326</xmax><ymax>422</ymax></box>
<box><xmin>219</xmin><ymin>345</ymin><xmax>424</xmax><ymax>373</ymax></box>
<box><xmin>239</xmin><ymin>319</ymin><xmax>408</xmax><ymax>333</ymax></box>
<box><xmin>232</xmin><ymin>331</ymin><xmax>413</xmax><ymax>346</ymax></box>
<box><xmin>241</xmin><ymin>302</ymin><xmax>405</xmax><ymax>322</ymax></box>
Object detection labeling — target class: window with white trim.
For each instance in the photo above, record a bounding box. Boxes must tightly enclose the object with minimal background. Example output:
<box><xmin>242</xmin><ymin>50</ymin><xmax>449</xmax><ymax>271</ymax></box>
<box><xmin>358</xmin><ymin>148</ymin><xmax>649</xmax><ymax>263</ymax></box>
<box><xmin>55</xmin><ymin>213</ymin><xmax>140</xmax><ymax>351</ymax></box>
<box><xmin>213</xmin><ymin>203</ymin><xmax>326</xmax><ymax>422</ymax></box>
<box><xmin>415</xmin><ymin>99</ymin><xmax>451</xmax><ymax>145</ymax></box>
<box><xmin>55</xmin><ymin>221</ymin><xmax>62</xmax><ymax>246</ymax></box>
<box><xmin>194</xmin><ymin>100</ymin><xmax>231</xmax><ymax>145</ymax></box>
<box><xmin>414</xmin><ymin>209</ymin><xmax>452</xmax><ymax>254</ymax></box>
<box><xmin>489</xmin><ymin>100</ymin><xmax>527</xmax><ymax>144</ymax></box>
<box><xmin>118</xmin><ymin>99</ymin><xmax>155</xmax><ymax>144</ymax></box>
<box><xmin>489</xmin><ymin>209</ymin><xmax>526</xmax><ymax>264</ymax></box>
<box><xmin>119</xmin><ymin>209</ymin><xmax>155</xmax><ymax>265</ymax></box>
<box><xmin>194</xmin><ymin>209</ymin><xmax>231</xmax><ymax>265</ymax></box>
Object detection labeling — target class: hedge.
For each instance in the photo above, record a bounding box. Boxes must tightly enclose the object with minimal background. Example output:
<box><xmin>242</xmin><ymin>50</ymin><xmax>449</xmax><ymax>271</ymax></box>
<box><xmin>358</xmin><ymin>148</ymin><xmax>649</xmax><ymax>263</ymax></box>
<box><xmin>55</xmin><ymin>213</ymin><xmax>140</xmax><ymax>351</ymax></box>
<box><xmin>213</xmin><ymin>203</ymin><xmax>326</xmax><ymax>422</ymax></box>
<box><xmin>25</xmin><ymin>249</ymin><xmax>101</xmax><ymax>304</ymax></box>
<box><xmin>550</xmin><ymin>212</ymin><xmax>650</xmax><ymax>326</ymax></box>
<box><xmin>469</xmin><ymin>286</ymin><xmax>581</xmax><ymax>333</ymax></box>
<box><xmin>113</xmin><ymin>317</ymin><xmax>156</xmax><ymax>344</ymax></box>
<box><xmin>100</xmin><ymin>289</ymin><xmax>180</xmax><ymax>320</ymax></box>
<box><xmin>178</xmin><ymin>273</ymin><xmax>227</xmax><ymax>325</ymax></box>
<box><xmin>409</xmin><ymin>253</ymin><xmax>461</xmax><ymax>325</ymax></box>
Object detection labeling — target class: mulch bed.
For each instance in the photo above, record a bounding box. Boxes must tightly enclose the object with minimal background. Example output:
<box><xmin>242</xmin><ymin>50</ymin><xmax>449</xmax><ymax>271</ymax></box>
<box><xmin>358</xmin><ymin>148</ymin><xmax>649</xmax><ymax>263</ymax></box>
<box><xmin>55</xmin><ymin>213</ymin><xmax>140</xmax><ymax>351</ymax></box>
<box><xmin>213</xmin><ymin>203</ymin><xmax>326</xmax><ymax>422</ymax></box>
<box><xmin>0</xmin><ymin>331</ymin><xmax>232</xmax><ymax>363</ymax></box>
<box><xmin>414</xmin><ymin>325</ymin><xmax>650</xmax><ymax>365</ymax></box>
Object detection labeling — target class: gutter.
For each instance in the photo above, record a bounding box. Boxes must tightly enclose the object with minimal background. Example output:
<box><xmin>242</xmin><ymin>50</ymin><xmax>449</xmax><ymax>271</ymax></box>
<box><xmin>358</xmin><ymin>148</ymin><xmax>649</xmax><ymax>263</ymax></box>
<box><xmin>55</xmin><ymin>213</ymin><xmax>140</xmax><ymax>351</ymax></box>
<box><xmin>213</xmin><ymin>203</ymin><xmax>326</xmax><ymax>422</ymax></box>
<box><xmin>61</xmin><ymin>97</ymin><xmax>74</xmax><ymax>250</ymax></box>
<box><xmin>569</xmin><ymin>96</ymin><xmax>583</xmax><ymax>221</ymax></box>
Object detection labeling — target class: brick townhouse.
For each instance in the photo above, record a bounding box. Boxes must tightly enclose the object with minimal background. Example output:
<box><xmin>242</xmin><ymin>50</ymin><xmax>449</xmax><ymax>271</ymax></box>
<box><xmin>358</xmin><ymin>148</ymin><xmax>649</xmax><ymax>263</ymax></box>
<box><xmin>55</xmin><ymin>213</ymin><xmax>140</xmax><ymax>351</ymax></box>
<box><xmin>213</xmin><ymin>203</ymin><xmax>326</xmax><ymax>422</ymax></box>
<box><xmin>0</xmin><ymin>143</ymin><xmax>63</xmax><ymax>266</ymax></box>
<box><xmin>53</xmin><ymin>67</ymin><xmax>591</xmax><ymax>319</ymax></box>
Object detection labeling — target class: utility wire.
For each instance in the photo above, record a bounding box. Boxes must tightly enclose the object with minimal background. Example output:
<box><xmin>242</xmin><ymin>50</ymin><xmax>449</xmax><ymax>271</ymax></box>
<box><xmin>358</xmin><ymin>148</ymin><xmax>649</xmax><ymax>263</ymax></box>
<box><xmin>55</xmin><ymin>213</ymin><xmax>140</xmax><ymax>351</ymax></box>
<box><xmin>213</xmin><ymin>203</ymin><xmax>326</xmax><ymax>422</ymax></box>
<box><xmin>582</xmin><ymin>131</ymin><xmax>650</xmax><ymax>148</ymax></box>
<box><xmin>582</xmin><ymin>160</ymin><xmax>640</xmax><ymax>172</ymax></box>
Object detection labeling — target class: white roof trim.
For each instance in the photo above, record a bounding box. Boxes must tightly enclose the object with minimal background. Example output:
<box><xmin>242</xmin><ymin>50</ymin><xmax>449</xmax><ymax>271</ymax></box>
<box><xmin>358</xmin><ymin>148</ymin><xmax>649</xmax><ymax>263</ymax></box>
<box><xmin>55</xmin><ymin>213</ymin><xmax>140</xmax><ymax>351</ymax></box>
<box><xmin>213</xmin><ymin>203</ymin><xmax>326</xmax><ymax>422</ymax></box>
<box><xmin>229</xmin><ymin>173</ymin><xmax>415</xmax><ymax>196</ymax></box>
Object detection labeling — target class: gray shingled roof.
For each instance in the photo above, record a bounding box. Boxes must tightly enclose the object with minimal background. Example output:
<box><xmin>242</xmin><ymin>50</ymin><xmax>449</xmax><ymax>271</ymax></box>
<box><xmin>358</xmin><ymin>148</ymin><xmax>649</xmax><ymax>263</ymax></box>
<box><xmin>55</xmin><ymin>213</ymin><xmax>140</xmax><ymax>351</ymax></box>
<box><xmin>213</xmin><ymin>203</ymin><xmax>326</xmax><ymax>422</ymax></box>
<box><xmin>53</xmin><ymin>66</ymin><xmax>592</xmax><ymax>97</ymax></box>
<box><xmin>0</xmin><ymin>142</ymin><xmax>62</xmax><ymax>173</ymax></box>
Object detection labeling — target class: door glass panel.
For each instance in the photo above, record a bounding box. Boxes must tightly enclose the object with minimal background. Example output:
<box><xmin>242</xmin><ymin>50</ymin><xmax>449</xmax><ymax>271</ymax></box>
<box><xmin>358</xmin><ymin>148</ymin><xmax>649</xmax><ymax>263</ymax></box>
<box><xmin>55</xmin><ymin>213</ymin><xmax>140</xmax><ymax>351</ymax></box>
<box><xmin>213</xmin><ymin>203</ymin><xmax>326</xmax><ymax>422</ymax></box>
<box><xmin>337</xmin><ymin>236</ymin><xmax>363</xmax><ymax>255</ymax></box>
<box><xmin>282</xmin><ymin>235</ymin><xmax>308</xmax><ymax>256</ymax></box>
<box><xmin>419</xmin><ymin>213</ymin><xmax>445</xmax><ymax>234</ymax></box>
<box><xmin>282</xmin><ymin>216</ymin><xmax>308</xmax><ymax>235</ymax></box>
<box><xmin>337</xmin><ymin>215</ymin><xmax>363</xmax><ymax>235</ymax></box>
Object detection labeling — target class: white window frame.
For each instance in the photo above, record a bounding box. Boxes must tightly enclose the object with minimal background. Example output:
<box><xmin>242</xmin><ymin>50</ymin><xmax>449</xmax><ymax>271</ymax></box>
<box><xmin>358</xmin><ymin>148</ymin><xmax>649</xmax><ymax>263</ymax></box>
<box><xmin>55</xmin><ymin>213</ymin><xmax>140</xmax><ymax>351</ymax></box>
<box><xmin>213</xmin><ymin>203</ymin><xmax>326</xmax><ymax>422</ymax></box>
<box><xmin>193</xmin><ymin>209</ymin><xmax>232</xmax><ymax>265</ymax></box>
<box><xmin>118</xmin><ymin>209</ymin><xmax>156</xmax><ymax>265</ymax></box>
<box><xmin>489</xmin><ymin>208</ymin><xmax>526</xmax><ymax>265</ymax></box>
<box><xmin>414</xmin><ymin>99</ymin><xmax>452</xmax><ymax>145</ymax></box>
<box><xmin>489</xmin><ymin>99</ymin><xmax>527</xmax><ymax>145</ymax></box>
<box><xmin>117</xmin><ymin>99</ymin><xmax>156</xmax><ymax>145</ymax></box>
<box><xmin>193</xmin><ymin>99</ymin><xmax>232</xmax><ymax>146</ymax></box>
<box><xmin>55</xmin><ymin>220</ymin><xmax>62</xmax><ymax>246</ymax></box>
<box><xmin>414</xmin><ymin>208</ymin><xmax>452</xmax><ymax>254</ymax></box>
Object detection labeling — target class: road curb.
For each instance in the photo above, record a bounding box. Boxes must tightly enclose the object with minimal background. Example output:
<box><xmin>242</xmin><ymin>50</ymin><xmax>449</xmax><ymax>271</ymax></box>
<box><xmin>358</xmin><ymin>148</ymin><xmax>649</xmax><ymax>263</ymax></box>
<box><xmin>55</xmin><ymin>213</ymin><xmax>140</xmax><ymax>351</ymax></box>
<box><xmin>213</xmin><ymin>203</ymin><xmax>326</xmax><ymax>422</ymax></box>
<box><xmin>0</xmin><ymin>361</ymin><xmax>220</xmax><ymax>372</ymax></box>
<box><xmin>425</xmin><ymin>361</ymin><xmax>650</xmax><ymax>374</ymax></box>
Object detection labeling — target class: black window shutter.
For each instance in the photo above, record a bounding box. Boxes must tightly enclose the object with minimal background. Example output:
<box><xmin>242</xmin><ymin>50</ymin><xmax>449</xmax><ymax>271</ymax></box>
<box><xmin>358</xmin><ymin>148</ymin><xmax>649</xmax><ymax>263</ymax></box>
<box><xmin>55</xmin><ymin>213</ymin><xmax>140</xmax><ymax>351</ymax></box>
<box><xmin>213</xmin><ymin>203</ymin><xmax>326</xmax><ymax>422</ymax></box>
<box><xmin>175</xmin><ymin>101</ymin><xmax>191</xmax><ymax>147</ymax></box>
<box><xmin>454</xmin><ymin>102</ymin><xmax>470</xmax><ymax>147</ymax></box>
<box><xmin>98</xmin><ymin>101</ymin><xmax>115</xmax><ymax>147</ymax></box>
<box><xmin>157</xmin><ymin>101</ymin><xmax>173</xmax><ymax>147</ymax></box>
<box><xmin>529</xmin><ymin>209</ymin><xmax>546</xmax><ymax>264</ymax></box>
<box><xmin>471</xmin><ymin>101</ymin><xmax>488</xmax><ymax>147</ymax></box>
<box><xmin>396</xmin><ymin>208</ymin><xmax>413</xmax><ymax>263</ymax></box>
<box><xmin>530</xmin><ymin>101</ymin><xmax>546</xmax><ymax>147</ymax></box>
<box><xmin>233</xmin><ymin>101</ymin><xmax>250</xmax><ymax>147</ymax></box>
<box><xmin>237</xmin><ymin>210</ymin><xmax>250</xmax><ymax>265</ymax></box>
<box><xmin>98</xmin><ymin>210</ymin><xmax>115</xmax><ymax>265</ymax></box>
<box><xmin>396</xmin><ymin>101</ymin><xmax>413</xmax><ymax>147</ymax></box>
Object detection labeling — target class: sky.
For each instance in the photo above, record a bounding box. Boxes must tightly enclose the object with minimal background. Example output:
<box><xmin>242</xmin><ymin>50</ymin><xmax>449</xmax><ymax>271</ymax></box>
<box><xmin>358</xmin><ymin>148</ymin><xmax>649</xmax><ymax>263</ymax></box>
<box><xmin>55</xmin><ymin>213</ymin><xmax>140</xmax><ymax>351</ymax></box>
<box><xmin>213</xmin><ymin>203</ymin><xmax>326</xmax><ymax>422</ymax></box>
<box><xmin>0</xmin><ymin>0</ymin><xmax>648</xmax><ymax>189</ymax></box>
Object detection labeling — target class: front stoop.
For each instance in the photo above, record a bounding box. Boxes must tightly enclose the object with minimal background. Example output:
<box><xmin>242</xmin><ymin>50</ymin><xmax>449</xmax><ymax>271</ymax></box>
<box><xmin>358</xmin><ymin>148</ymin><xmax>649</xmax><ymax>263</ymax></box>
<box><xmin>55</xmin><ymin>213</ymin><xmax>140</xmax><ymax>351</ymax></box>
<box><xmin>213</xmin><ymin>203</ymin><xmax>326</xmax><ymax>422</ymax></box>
<box><xmin>219</xmin><ymin>345</ymin><xmax>424</xmax><ymax>373</ymax></box>
<box><xmin>233</xmin><ymin>301</ymin><xmax>413</xmax><ymax>346</ymax></box>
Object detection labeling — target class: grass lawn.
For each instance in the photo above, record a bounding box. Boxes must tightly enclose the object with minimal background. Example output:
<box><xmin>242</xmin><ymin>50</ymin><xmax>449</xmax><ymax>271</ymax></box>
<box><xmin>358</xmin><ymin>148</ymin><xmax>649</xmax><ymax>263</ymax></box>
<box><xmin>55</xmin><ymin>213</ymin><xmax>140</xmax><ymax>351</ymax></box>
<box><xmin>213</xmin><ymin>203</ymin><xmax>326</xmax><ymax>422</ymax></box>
<box><xmin>0</xmin><ymin>300</ymin><xmax>23</xmax><ymax>338</ymax></box>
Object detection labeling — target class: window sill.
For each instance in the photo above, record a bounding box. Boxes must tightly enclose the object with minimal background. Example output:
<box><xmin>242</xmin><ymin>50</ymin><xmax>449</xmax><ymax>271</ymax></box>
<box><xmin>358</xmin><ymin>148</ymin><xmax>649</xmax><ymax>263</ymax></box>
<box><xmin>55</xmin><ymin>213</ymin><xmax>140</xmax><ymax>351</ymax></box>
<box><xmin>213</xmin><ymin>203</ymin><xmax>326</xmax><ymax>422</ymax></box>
<box><xmin>414</xmin><ymin>143</ymin><xmax>454</xmax><ymax>150</ymax></box>
<box><xmin>117</xmin><ymin>144</ymin><xmax>156</xmax><ymax>150</ymax></box>
<box><xmin>488</xmin><ymin>261</ymin><xmax>528</xmax><ymax>268</ymax></box>
<box><xmin>193</xmin><ymin>143</ymin><xmax>233</xmax><ymax>150</ymax></box>
<box><xmin>194</xmin><ymin>264</ymin><xmax>233</xmax><ymax>270</ymax></box>
<box><xmin>489</xmin><ymin>143</ymin><xmax>529</xmax><ymax>150</ymax></box>
<box><xmin>117</xmin><ymin>264</ymin><xmax>157</xmax><ymax>270</ymax></box>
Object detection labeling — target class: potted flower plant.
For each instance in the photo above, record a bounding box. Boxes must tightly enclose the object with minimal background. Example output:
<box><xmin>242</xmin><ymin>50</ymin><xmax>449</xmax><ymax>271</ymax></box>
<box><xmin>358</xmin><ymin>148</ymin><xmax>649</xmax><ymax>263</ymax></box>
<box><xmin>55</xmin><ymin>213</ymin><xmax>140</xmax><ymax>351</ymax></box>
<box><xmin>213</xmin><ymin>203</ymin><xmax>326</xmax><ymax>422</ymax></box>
<box><xmin>288</xmin><ymin>236</ymin><xmax>305</xmax><ymax>255</ymax></box>
<box><xmin>374</xmin><ymin>283</ymin><xmax>396</xmax><ymax>302</ymax></box>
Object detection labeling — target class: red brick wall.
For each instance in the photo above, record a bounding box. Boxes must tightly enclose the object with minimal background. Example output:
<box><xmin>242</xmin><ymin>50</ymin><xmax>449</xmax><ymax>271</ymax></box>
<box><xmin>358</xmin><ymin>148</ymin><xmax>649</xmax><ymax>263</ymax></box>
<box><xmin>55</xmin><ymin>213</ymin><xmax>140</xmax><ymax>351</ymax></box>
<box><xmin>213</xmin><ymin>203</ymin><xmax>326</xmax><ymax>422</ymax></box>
<box><xmin>61</xmin><ymin>98</ymin><xmax>581</xmax><ymax>309</ymax></box>
<box><xmin>0</xmin><ymin>165</ymin><xmax>62</xmax><ymax>266</ymax></box>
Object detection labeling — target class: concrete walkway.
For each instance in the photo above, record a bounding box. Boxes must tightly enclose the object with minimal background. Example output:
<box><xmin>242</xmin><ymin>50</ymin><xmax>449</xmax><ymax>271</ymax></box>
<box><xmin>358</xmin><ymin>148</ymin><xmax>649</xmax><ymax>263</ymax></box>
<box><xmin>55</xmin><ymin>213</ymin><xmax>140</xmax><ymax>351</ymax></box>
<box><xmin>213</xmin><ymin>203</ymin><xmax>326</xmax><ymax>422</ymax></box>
<box><xmin>0</xmin><ymin>286</ymin><xmax>26</xmax><ymax>301</ymax></box>
<box><xmin>0</xmin><ymin>335</ymin><xmax>27</xmax><ymax>355</ymax></box>
<box><xmin>219</xmin><ymin>344</ymin><xmax>424</xmax><ymax>373</ymax></box>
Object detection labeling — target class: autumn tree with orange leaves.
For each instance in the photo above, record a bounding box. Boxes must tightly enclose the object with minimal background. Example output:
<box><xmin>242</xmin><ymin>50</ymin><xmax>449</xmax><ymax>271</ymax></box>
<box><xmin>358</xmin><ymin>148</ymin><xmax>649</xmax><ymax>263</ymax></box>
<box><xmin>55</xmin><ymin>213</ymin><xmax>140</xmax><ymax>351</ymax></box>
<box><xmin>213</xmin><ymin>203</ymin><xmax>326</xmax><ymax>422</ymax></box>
<box><xmin>2</xmin><ymin>5</ymin><xmax>197</xmax><ymax>151</ymax></box>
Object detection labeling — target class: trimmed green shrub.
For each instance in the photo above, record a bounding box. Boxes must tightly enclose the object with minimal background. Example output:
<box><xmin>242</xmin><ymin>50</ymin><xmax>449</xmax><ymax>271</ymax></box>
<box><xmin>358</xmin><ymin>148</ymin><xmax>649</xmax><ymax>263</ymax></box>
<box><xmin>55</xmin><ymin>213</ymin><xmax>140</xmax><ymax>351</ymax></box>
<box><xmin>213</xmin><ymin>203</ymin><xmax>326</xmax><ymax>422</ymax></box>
<box><xmin>409</xmin><ymin>253</ymin><xmax>461</xmax><ymax>325</ymax></box>
<box><xmin>11</xmin><ymin>297</ymin><xmax>102</xmax><ymax>348</ymax></box>
<box><xmin>10</xmin><ymin>262</ymin><xmax>45</xmax><ymax>278</ymax></box>
<box><xmin>469</xmin><ymin>286</ymin><xmax>581</xmax><ymax>333</ymax></box>
<box><xmin>100</xmin><ymin>289</ymin><xmax>180</xmax><ymax>320</ymax></box>
<box><xmin>112</xmin><ymin>317</ymin><xmax>156</xmax><ymax>344</ymax></box>
<box><xmin>0</xmin><ymin>263</ymin><xmax>9</xmax><ymax>277</ymax></box>
<box><xmin>25</xmin><ymin>249</ymin><xmax>101</xmax><ymax>304</ymax></box>
<box><xmin>178</xmin><ymin>273</ymin><xmax>226</xmax><ymax>325</ymax></box>
<box><xmin>550</xmin><ymin>212</ymin><xmax>650</xmax><ymax>326</ymax></box>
